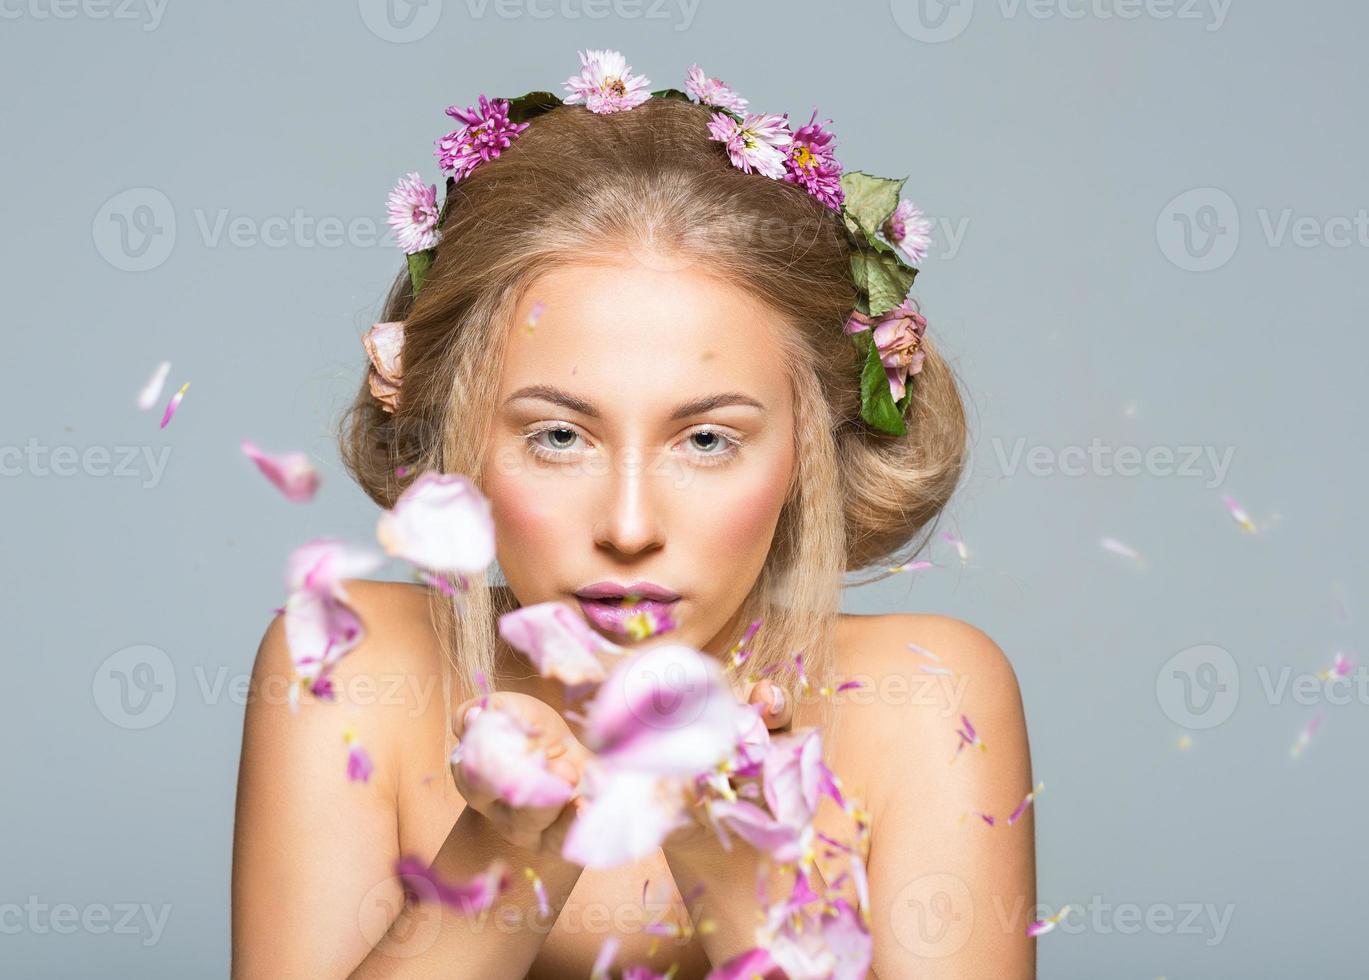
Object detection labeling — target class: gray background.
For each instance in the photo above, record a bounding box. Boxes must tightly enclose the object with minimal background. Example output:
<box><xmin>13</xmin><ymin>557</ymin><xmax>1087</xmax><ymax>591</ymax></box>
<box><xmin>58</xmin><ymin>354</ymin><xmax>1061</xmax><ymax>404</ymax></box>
<box><xmin>3</xmin><ymin>0</ymin><xmax>1365</xmax><ymax>976</ymax></box>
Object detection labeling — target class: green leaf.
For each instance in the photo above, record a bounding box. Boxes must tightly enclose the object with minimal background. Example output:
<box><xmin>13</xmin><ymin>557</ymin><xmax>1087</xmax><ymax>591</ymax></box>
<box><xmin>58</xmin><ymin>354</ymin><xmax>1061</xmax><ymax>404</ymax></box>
<box><xmin>840</xmin><ymin>171</ymin><xmax>906</xmax><ymax>245</ymax></box>
<box><xmin>650</xmin><ymin>88</ymin><xmax>695</xmax><ymax>103</ymax></box>
<box><xmin>857</xmin><ymin>332</ymin><xmax>907</xmax><ymax>436</ymax></box>
<box><xmin>504</xmin><ymin>91</ymin><xmax>563</xmax><ymax>124</ymax></box>
<box><xmin>850</xmin><ymin>250</ymin><xmax>918</xmax><ymax>318</ymax></box>
<box><xmin>407</xmin><ymin>250</ymin><xmax>434</xmax><ymax>296</ymax></box>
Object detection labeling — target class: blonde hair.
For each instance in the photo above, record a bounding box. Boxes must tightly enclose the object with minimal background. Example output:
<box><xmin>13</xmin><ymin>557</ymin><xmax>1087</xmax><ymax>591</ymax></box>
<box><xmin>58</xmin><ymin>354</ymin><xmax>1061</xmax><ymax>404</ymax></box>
<box><xmin>338</xmin><ymin>97</ymin><xmax>968</xmax><ymax>761</ymax></box>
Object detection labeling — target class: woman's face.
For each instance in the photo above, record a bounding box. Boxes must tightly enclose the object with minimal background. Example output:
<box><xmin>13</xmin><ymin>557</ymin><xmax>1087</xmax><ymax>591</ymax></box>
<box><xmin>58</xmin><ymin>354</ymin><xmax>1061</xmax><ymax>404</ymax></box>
<box><xmin>481</xmin><ymin>254</ymin><xmax>796</xmax><ymax>659</ymax></box>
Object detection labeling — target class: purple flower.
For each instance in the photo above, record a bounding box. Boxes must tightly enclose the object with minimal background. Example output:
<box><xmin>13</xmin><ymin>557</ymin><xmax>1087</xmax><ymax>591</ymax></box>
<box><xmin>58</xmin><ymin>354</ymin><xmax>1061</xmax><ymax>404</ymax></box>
<box><xmin>683</xmin><ymin>64</ymin><xmax>748</xmax><ymax>112</ymax></box>
<box><xmin>783</xmin><ymin>109</ymin><xmax>844</xmax><ymax>211</ymax></box>
<box><xmin>562</xmin><ymin>48</ymin><xmax>652</xmax><ymax>114</ymax></box>
<box><xmin>706</xmin><ymin>110</ymin><xmax>793</xmax><ymax>180</ymax></box>
<box><xmin>844</xmin><ymin>298</ymin><xmax>928</xmax><ymax>402</ymax></box>
<box><xmin>385</xmin><ymin>172</ymin><xmax>439</xmax><ymax>254</ymax></box>
<box><xmin>434</xmin><ymin>95</ymin><xmax>530</xmax><ymax>182</ymax></box>
<box><xmin>883</xmin><ymin>199</ymin><xmax>932</xmax><ymax>265</ymax></box>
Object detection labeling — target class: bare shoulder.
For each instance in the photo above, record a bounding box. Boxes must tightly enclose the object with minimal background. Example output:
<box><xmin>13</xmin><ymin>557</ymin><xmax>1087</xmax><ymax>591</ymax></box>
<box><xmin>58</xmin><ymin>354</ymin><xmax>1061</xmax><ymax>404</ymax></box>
<box><xmin>832</xmin><ymin>612</ymin><xmax>1030</xmax><ymax>816</ymax></box>
<box><xmin>233</xmin><ymin>578</ymin><xmax>450</xmax><ymax>975</ymax></box>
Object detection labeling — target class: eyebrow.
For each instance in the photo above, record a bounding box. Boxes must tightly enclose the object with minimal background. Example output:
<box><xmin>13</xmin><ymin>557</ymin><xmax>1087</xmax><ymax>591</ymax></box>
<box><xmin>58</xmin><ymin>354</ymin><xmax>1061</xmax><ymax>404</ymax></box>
<box><xmin>504</xmin><ymin>384</ymin><xmax>766</xmax><ymax>420</ymax></box>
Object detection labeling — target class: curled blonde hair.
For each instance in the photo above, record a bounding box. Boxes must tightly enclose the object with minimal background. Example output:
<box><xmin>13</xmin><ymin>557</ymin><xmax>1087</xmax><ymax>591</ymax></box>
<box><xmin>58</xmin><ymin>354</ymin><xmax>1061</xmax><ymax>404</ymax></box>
<box><xmin>338</xmin><ymin>97</ymin><xmax>968</xmax><ymax>758</ymax></box>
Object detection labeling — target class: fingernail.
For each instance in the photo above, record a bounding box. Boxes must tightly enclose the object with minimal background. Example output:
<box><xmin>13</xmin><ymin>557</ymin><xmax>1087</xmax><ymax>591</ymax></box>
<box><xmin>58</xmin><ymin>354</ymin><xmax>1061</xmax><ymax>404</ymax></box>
<box><xmin>769</xmin><ymin>686</ymin><xmax>787</xmax><ymax>716</ymax></box>
<box><xmin>463</xmin><ymin>704</ymin><xmax>483</xmax><ymax>728</ymax></box>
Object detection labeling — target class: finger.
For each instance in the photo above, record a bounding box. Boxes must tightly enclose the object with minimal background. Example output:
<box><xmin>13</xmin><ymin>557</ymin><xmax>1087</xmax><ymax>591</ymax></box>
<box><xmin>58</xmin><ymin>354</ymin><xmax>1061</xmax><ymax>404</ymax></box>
<box><xmin>747</xmin><ymin>679</ymin><xmax>793</xmax><ymax>731</ymax></box>
<box><xmin>452</xmin><ymin>692</ymin><xmax>501</xmax><ymax>739</ymax></box>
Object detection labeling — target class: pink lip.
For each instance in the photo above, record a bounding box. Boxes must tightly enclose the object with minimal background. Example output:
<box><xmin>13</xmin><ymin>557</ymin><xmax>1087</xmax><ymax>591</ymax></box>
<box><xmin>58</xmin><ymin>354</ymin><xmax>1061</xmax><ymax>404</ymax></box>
<box><xmin>576</xmin><ymin>596</ymin><xmax>680</xmax><ymax>637</ymax></box>
<box><xmin>574</xmin><ymin>580</ymin><xmax>681</xmax><ymax>602</ymax></box>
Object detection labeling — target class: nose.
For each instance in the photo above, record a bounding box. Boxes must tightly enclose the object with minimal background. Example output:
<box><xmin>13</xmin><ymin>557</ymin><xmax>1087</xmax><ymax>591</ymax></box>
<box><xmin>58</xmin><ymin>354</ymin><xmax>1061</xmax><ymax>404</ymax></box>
<box><xmin>591</xmin><ymin>447</ymin><xmax>665</xmax><ymax>557</ymax></box>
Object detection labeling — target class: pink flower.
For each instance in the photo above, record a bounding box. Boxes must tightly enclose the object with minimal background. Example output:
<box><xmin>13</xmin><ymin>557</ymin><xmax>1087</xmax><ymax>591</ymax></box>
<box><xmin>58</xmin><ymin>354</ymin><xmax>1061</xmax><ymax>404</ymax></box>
<box><xmin>385</xmin><ymin>172</ymin><xmax>439</xmax><ymax>254</ymax></box>
<box><xmin>883</xmin><ymin>199</ymin><xmax>932</xmax><ymax>265</ymax></box>
<box><xmin>562</xmin><ymin>48</ymin><xmax>652</xmax><ymax>114</ymax></box>
<box><xmin>782</xmin><ymin>109</ymin><xmax>844</xmax><ymax>211</ymax></box>
<box><xmin>240</xmin><ymin>439</ymin><xmax>320</xmax><ymax>503</ymax></box>
<box><xmin>375</xmin><ymin>471</ymin><xmax>496</xmax><ymax>575</ymax></box>
<box><xmin>843</xmin><ymin>298</ymin><xmax>928</xmax><ymax>402</ymax></box>
<box><xmin>683</xmin><ymin>64</ymin><xmax>748</xmax><ymax>112</ymax></box>
<box><xmin>707</xmin><ymin>111</ymin><xmax>793</xmax><ymax>180</ymax></box>
<box><xmin>760</xmin><ymin>898</ymin><xmax>872</xmax><ymax>980</ymax></box>
<box><xmin>497</xmin><ymin>601</ymin><xmax>624</xmax><ymax>686</ymax></box>
<box><xmin>362</xmin><ymin>321</ymin><xmax>403</xmax><ymax>414</ymax></box>
<box><xmin>434</xmin><ymin>95</ymin><xmax>530</xmax><ymax>182</ymax></box>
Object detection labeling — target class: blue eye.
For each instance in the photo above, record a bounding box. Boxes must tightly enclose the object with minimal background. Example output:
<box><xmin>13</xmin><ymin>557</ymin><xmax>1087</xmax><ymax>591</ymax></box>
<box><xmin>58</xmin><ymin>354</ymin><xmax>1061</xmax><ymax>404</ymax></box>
<box><xmin>521</xmin><ymin>424</ymin><xmax>744</xmax><ymax>466</ymax></box>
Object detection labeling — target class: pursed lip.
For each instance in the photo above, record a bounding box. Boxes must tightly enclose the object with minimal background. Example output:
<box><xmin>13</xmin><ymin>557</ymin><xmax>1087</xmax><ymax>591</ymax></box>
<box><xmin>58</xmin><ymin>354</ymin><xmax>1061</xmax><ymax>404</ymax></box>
<box><xmin>574</xmin><ymin>580</ymin><xmax>681</xmax><ymax>602</ymax></box>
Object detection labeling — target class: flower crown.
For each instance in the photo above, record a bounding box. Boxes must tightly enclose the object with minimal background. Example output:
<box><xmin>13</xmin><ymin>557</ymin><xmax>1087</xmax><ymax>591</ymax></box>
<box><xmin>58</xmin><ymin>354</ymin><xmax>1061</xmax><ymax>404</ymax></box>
<box><xmin>366</xmin><ymin>49</ymin><xmax>933</xmax><ymax>436</ymax></box>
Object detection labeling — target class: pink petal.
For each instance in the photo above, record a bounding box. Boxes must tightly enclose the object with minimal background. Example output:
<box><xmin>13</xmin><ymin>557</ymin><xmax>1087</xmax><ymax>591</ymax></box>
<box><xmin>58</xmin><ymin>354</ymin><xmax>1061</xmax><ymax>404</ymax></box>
<box><xmin>580</xmin><ymin>643</ymin><xmax>744</xmax><ymax>776</ymax></box>
<box><xmin>394</xmin><ymin>855</ymin><xmax>509</xmax><ymax>915</ymax></box>
<box><xmin>455</xmin><ymin>704</ymin><xmax>576</xmax><ymax>809</ymax></box>
<box><xmin>159</xmin><ymin>381</ymin><xmax>188</xmax><ymax>429</ymax></box>
<box><xmin>561</xmin><ymin>767</ymin><xmax>685</xmax><ymax>869</ymax></box>
<box><xmin>376</xmin><ymin>471</ymin><xmax>496</xmax><ymax>574</ymax></box>
<box><xmin>363</xmin><ymin>321</ymin><xmax>404</xmax><ymax>384</ymax></box>
<box><xmin>240</xmin><ymin>439</ymin><xmax>321</xmax><ymax>502</ymax></box>
<box><xmin>497</xmin><ymin>601</ymin><xmax>623</xmax><ymax>686</ymax></box>
<box><xmin>137</xmin><ymin>360</ymin><xmax>170</xmax><ymax>411</ymax></box>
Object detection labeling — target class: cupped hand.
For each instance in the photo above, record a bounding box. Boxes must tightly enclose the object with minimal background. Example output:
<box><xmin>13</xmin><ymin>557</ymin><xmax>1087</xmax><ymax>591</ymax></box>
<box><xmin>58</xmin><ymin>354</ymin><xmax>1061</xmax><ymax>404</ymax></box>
<box><xmin>450</xmin><ymin>691</ymin><xmax>590</xmax><ymax>857</ymax></box>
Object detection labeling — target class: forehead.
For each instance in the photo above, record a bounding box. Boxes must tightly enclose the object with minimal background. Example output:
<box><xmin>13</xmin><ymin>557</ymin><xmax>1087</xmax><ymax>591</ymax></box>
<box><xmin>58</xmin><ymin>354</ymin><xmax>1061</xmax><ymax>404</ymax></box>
<box><xmin>497</xmin><ymin>257</ymin><xmax>793</xmax><ymax>416</ymax></box>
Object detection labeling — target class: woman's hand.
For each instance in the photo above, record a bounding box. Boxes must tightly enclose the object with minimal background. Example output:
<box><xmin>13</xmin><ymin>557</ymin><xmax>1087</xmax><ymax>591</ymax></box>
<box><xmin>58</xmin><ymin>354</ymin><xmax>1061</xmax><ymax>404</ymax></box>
<box><xmin>662</xmin><ymin>677</ymin><xmax>795</xmax><ymax>852</ymax></box>
<box><xmin>450</xmin><ymin>691</ymin><xmax>590</xmax><ymax>858</ymax></box>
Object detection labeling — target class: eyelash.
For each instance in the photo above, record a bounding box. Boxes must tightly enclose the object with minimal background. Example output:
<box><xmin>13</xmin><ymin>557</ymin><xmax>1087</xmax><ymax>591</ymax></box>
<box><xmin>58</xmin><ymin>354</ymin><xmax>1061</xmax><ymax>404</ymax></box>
<box><xmin>521</xmin><ymin>423</ymin><xmax>745</xmax><ymax>467</ymax></box>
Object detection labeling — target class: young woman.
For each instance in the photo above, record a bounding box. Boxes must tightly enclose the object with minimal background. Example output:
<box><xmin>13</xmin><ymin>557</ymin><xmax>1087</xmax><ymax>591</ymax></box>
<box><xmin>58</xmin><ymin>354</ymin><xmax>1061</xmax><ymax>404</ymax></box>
<box><xmin>231</xmin><ymin>56</ymin><xmax>1035</xmax><ymax>979</ymax></box>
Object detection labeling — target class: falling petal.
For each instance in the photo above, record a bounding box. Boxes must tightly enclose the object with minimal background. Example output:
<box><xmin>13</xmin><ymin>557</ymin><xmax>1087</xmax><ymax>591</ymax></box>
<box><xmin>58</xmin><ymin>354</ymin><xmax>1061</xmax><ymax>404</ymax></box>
<box><xmin>456</xmin><ymin>703</ymin><xmax>577</xmax><ymax>808</ymax></box>
<box><xmin>1007</xmin><ymin>781</ymin><xmax>1045</xmax><ymax>825</ymax></box>
<box><xmin>394</xmin><ymin>855</ymin><xmax>510</xmax><ymax>914</ymax></box>
<box><xmin>240</xmin><ymin>439</ymin><xmax>320</xmax><ymax>503</ymax></box>
<box><xmin>589</xmin><ymin>936</ymin><xmax>620</xmax><ymax>980</ymax></box>
<box><xmin>159</xmin><ymin>381</ymin><xmax>189</xmax><ymax>429</ymax></box>
<box><xmin>1027</xmin><ymin>905</ymin><xmax>1073</xmax><ymax>938</ymax></box>
<box><xmin>1315</xmin><ymin>651</ymin><xmax>1353</xmax><ymax>681</ymax></box>
<box><xmin>562</xmin><ymin>767</ymin><xmax>689</xmax><ymax>869</ymax></box>
<box><xmin>1221</xmin><ymin>493</ymin><xmax>1258</xmax><ymax>533</ymax></box>
<box><xmin>1176</xmin><ymin>734</ymin><xmax>1193</xmax><ymax>751</ymax></box>
<box><xmin>725</xmin><ymin>618</ymin><xmax>764</xmax><ymax>669</ymax></box>
<box><xmin>523</xmin><ymin>866</ymin><xmax>550</xmax><ymax>917</ymax></box>
<box><xmin>1290</xmin><ymin>712</ymin><xmax>1324</xmax><ymax>759</ymax></box>
<box><xmin>887</xmin><ymin>560</ymin><xmax>933</xmax><ymax>574</ymax></box>
<box><xmin>343</xmin><ymin>726</ymin><xmax>374</xmax><ymax>782</ymax></box>
<box><xmin>1099</xmin><ymin>536</ymin><xmax>1146</xmax><ymax>568</ymax></box>
<box><xmin>376</xmin><ymin>471</ymin><xmax>496</xmax><ymax>575</ymax></box>
<box><xmin>137</xmin><ymin>360</ymin><xmax>170</xmax><ymax>410</ymax></box>
<box><xmin>939</xmin><ymin>530</ymin><xmax>970</xmax><ymax>563</ymax></box>
<box><xmin>499</xmin><ymin>601</ymin><xmax>624</xmax><ymax>685</ymax></box>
